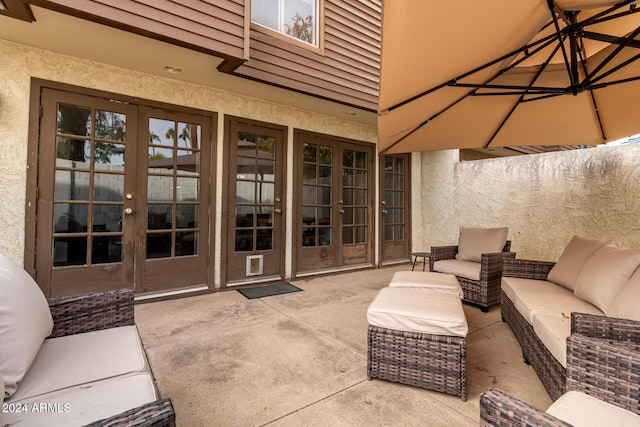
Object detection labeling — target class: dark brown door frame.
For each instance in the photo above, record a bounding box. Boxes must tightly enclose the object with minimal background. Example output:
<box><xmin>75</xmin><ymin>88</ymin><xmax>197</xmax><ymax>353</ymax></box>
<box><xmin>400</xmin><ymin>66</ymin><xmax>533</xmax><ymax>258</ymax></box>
<box><xmin>291</xmin><ymin>129</ymin><xmax>376</xmax><ymax>279</ymax></box>
<box><xmin>25</xmin><ymin>78</ymin><xmax>217</xmax><ymax>297</ymax></box>
<box><xmin>220</xmin><ymin>115</ymin><xmax>288</xmax><ymax>288</ymax></box>
<box><xmin>378</xmin><ymin>154</ymin><xmax>412</xmax><ymax>266</ymax></box>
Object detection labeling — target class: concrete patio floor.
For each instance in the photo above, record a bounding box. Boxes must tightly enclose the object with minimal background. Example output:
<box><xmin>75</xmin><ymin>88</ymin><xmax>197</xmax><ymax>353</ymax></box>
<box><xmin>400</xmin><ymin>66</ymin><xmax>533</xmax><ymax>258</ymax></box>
<box><xmin>135</xmin><ymin>264</ymin><xmax>552</xmax><ymax>426</ymax></box>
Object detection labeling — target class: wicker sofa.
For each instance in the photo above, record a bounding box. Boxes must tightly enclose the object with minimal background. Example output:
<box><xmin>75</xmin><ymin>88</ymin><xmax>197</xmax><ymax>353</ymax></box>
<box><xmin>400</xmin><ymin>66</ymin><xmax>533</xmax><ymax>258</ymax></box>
<box><xmin>0</xmin><ymin>253</ymin><xmax>175</xmax><ymax>426</ymax></box>
<box><xmin>480</xmin><ymin>315</ymin><xmax>640</xmax><ymax>426</ymax></box>
<box><xmin>430</xmin><ymin>226</ymin><xmax>515</xmax><ymax>312</ymax></box>
<box><xmin>501</xmin><ymin>236</ymin><xmax>640</xmax><ymax>401</ymax></box>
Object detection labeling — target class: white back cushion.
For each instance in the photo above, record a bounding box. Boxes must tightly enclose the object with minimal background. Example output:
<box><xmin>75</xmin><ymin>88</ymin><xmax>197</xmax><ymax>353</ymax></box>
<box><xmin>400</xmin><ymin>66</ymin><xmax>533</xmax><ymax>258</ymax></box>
<box><xmin>456</xmin><ymin>226</ymin><xmax>508</xmax><ymax>262</ymax></box>
<box><xmin>608</xmin><ymin>267</ymin><xmax>640</xmax><ymax>320</ymax></box>
<box><xmin>0</xmin><ymin>253</ymin><xmax>53</xmax><ymax>398</ymax></box>
<box><xmin>547</xmin><ymin>236</ymin><xmax>610</xmax><ymax>291</ymax></box>
<box><xmin>574</xmin><ymin>245</ymin><xmax>640</xmax><ymax>314</ymax></box>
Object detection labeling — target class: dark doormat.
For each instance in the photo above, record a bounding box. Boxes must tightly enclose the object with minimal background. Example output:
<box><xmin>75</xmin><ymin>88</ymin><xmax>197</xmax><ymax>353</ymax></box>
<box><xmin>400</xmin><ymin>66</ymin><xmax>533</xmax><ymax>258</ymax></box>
<box><xmin>237</xmin><ymin>283</ymin><xmax>303</xmax><ymax>299</ymax></box>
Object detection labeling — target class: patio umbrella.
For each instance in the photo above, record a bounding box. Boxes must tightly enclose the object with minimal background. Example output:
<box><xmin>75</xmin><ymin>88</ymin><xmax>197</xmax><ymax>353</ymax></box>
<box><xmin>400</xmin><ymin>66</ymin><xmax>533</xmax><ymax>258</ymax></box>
<box><xmin>378</xmin><ymin>0</ymin><xmax>640</xmax><ymax>154</ymax></box>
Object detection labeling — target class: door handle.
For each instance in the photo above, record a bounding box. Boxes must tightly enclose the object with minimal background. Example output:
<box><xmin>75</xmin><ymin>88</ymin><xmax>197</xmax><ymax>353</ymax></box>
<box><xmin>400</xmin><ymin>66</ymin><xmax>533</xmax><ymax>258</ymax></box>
<box><xmin>275</xmin><ymin>208</ymin><xmax>282</xmax><ymax>214</ymax></box>
<box><xmin>381</xmin><ymin>210</ymin><xmax>388</xmax><ymax>214</ymax></box>
<box><xmin>124</xmin><ymin>208</ymin><xmax>134</xmax><ymax>215</ymax></box>
<box><xmin>339</xmin><ymin>209</ymin><xmax>345</xmax><ymax>214</ymax></box>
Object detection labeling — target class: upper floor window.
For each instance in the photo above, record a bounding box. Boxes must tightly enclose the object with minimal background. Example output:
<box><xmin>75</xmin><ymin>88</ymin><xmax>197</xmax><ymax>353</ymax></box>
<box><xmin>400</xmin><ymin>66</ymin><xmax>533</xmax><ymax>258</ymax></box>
<box><xmin>252</xmin><ymin>0</ymin><xmax>319</xmax><ymax>47</ymax></box>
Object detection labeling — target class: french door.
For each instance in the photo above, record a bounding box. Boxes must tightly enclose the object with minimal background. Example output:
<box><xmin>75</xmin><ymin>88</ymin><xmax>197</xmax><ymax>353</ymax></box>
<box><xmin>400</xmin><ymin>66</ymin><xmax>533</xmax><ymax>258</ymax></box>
<box><xmin>35</xmin><ymin>89</ymin><xmax>212</xmax><ymax>297</ymax></box>
<box><xmin>295</xmin><ymin>131</ymin><xmax>375</xmax><ymax>274</ymax></box>
<box><xmin>224</xmin><ymin>118</ymin><xmax>286</xmax><ymax>285</ymax></box>
<box><xmin>379</xmin><ymin>154</ymin><xmax>411</xmax><ymax>263</ymax></box>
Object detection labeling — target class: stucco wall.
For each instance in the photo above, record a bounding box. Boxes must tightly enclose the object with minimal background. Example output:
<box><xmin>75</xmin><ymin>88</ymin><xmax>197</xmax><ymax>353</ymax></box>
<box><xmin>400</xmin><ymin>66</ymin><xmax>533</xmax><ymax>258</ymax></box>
<box><xmin>414</xmin><ymin>146</ymin><xmax>640</xmax><ymax>261</ymax></box>
<box><xmin>0</xmin><ymin>39</ymin><xmax>376</xmax><ymax>268</ymax></box>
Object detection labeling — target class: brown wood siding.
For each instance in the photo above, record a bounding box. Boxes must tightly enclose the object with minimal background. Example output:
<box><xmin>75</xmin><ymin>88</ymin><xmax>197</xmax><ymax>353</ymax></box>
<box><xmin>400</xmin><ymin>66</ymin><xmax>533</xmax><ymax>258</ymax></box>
<box><xmin>237</xmin><ymin>0</ymin><xmax>381</xmax><ymax>111</ymax></box>
<box><xmin>26</xmin><ymin>0</ymin><xmax>246</xmax><ymax>62</ymax></box>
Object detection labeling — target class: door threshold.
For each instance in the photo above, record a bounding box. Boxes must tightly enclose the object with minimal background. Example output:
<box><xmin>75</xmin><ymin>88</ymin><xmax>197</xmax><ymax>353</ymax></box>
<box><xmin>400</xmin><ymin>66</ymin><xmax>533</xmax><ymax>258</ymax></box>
<box><xmin>134</xmin><ymin>285</ymin><xmax>210</xmax><ymax>304</ymax></box>
<box><xmin>295</xmin><ymin>263</ymin><xmax>374</xmax><ymax>278</ymax></box>
<box><xmin>225</xmin><ymin>276</ymin><xmax>283</xmax><ymax>288</ymax></box>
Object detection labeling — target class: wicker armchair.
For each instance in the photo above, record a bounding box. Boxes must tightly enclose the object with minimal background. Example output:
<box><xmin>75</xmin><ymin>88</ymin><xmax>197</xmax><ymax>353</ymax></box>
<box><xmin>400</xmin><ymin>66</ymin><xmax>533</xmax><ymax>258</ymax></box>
<box><xmin>48</xmin><ymin>289</ymin><xmax>176</xmax><ymax>427</ymax></box>
<box><xmin>480</xmin><ymin>314</ymin><xmax>640</xmax><ymax>426</ymax></box>
<box><xmin>429</xmin><ymin>240</ymin><xmax>515</xmax><ymax>311</ymax></box>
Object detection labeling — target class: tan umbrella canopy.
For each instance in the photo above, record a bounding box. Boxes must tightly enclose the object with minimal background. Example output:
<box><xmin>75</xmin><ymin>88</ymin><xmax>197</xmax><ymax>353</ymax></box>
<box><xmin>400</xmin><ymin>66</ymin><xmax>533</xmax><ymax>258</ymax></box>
<box><xmin>378</xmin><ymin>0</ymin><xmax>640</xmax><ymax>154</ymax></box>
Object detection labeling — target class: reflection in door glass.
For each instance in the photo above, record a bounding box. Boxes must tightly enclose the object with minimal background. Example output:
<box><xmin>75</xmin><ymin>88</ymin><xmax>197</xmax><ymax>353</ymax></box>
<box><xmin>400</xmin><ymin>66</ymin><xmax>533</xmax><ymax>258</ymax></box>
<box><xmin>302</xmin><ymin>143</ymin><xmax>332</xmax><ymax>247</ymax></box>
<box><xmin>53</xmin><ymin>104</ymin><xmax>127</xmax><ymax>266</ymax></box>
<box><xmin>383</xmin><ymin>156</ymin><xmax>406</xmax><ymax>242</ymax></box>
<box><xmin>146</xmin><ymin>118</ymin><xmax>202</xmax><ymax>259</ymax></box>
<box><xmin>235</xmin><ymin>132</ymin><xmax>277</xmax><ymax>252</ymax></box>
<box><xmin>342</xmin><ymin>149</ymin><xmax>367</xmax><ymax>245</ymax></box>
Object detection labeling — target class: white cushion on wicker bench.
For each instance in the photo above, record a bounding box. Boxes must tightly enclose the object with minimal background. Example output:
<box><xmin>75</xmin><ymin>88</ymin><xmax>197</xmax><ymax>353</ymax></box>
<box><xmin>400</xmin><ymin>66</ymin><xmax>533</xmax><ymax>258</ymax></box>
<box><xmin>532</xmin><ymin>312</ymin><xmax>572</xmax><ymax>367</ymax></box>
<box><xmin>0</xmin><ymin>372</ymin><xmax>157</xmax><ymax>427</ymax></box>
<box><xmin>389</xmin><ymin>271</ymin><xmax>463</xmax><ymax>298</ymax></box>
<box><xmin>501</xmin><ymin>277</ymin><xmax>603</xmax><ymax>324</ymax></box>
<box><xmin>546</xmin><ymin>390</ymin><xmax>640</xmax><ymax>427</ymax></box>
<box><xmin>8</xmin><ymin>325</ymin><xmax>147</xmax><ymax>402</ymax></box>
<box><xmin>432</xmin><ymin>259</ymin><xmax>481</xmax><ymax>281</ymax></box>
<box><xmin>367</xmin><ymin>287</ymin><xmax>468</xmax><ymax>337</ymax></box>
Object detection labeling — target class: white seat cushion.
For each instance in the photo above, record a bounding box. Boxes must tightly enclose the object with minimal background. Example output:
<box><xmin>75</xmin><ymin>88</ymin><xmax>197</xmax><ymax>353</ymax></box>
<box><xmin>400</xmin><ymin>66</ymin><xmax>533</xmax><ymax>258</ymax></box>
<box><xmin>367</xmin><ymin>287</ymin><xmax>468</xmax><ymax>337</ymax></box>
<box><xmin>546</xmin><ymin>391</ymin><xmax>640</xmax><ymax>427</ymax></box>
<box><xmin>501</xmin><ymin>277</ymin><xmax>603</xmax><ymax>324</ymax></box>
<box><xmin>433</xmin><ymin>259</ymin><xmax>481</xmax><ymax>281</ymax></box>
<box><xmin>8</xmin><ymin>326</ymin><xmax>146</xmax><ymax>402</ymax></box>
<box><xmin>389</xmin><ymin>271</ymin><xmax>463</xmax><ymax>298</ymax></box>
<box><xmin>532</xmin><ymin>312</ymin><xmax>571</xmax><ymax>367</ymax></box>
<box><xmin>0</xmin><ymin>253</ymin><xmax>53</xmax><ymax>398</ymax></box>
<box><xmin>0</xmin><ymin>372</ymin><xmax>157</xmax><ymax>427</ymax></box>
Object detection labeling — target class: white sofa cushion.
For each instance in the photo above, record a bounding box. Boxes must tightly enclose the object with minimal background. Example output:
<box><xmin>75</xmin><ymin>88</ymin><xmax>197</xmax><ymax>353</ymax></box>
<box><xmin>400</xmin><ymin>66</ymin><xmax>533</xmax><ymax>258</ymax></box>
<box><xmin>389</xmin><ymin>271</ymin><xmax>463</xmax><ymax>298</ymax></box>
<box><xmin>367</xmin><ymin>287</ymin><xmax>468</xmax><ymax>337</ymax></box>
<box><xmin>433</xmin><ymin>259</ymin><xmax>481</xmax><ymax>281</ymax></box>
<box><xmin>574</xmin><ymin>245</ymin><xmax>640</xmax><ymax>314</ymax></box>
<box><xmin>547</xmin><ymin>236</ymin><xmax>610</xmax><ymax>291</ymax></box>
<box><xmin>0</xmin><ymin>372</ymin><xmax>157</xmax><ymax>427</ymax></box>
<box><xmin>532</xmin><ymin>312</ymin><xmax>571</xmax><ymax>367</ymax></box>
<box><xmin>608</xmin><ymin>268</ymin><xmax>640</xmax><ymax>321</ymax></box>
<box><xmin>8</xmin><ymin>325</ymin><xmax>146</xmax><ymax>402</ymax></box>
<box><xmin>456</xmin><ymin>226</ymin><xmax>508</xmax><ymax>262</ymax></box>
<box><xmin>546</xmin><ymin>390</ymin><xmax>640</xmax><ymax>427</ymax></box>
<box><xmin>0</xmin><ymin>253</ymin><xmax>53</xmax><ymax>398</ymax></box>
<box><xmin>501</xmin><ymin>277</ymin><xmax>603</xmax><ymax>324</ymax></box>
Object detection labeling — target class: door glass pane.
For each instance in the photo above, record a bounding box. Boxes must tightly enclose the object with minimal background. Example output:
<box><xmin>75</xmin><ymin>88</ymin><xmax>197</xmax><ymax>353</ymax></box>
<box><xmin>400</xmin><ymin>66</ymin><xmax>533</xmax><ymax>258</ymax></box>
<box><xmin>235</xmin><ymin>131</ymin><xmax>277</xmax><ymax>253</ymax></box>
<box><xmin>146</xmin><ymin>119</ymin><xmax>202</xmax><ymax>260</ymax></box>
<box><xmin>53</xmin><ymin>103</ymin><xmax>128</xmax><ymax>269</ymax></box>
<box><xmin>382</xmin><ymin>156</ymin><xmax>406</xmax><ymax>243</ymax></box>
<box><xmin>302</xmin><ymin>143</ymin><xmax>334</xmax><ymax>248</ymax></box>
<box><xmin>56</xmin><ymin>137</ymin><xmax>90</xmax><ymax>167</ymax></box>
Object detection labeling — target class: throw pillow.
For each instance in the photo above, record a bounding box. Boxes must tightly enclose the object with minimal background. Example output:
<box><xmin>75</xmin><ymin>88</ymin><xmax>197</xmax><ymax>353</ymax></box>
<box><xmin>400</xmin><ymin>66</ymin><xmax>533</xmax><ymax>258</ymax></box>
<box><xmin>456</xmin><ymin>226</ymin><xmax>508</xmax><ymax>262</ymax></box>
<box><xmin>0</xmin><ymin>253</ymin><xmax>53</xmax><ymax>398</ymax></box>
<box><xmin>608</xmin><ymin>268</ymin><xmax>640</xmax><ymax>320</ymax></box>
<box><xmin>574</xmin><ymin>245</ymin><xmax>640</xmax><ymax>314</ymax></box>
<box><xmin>547</xmin><ymin>236</ymin><xmax>610</xmax><ymax>291</ymax></box>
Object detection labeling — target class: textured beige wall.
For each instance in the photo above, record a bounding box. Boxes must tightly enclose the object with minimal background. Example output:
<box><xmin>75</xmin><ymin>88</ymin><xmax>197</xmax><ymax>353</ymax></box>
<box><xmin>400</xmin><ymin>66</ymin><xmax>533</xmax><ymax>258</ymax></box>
<box><xmin>414</xmin><ymin>146</ymin><xmax>640</xmax><ymax>261</ymax></box>
<box><xmin>0</xmin><ymin>39</ymin><xmax>376</xmax><ymax>268</ymax></box>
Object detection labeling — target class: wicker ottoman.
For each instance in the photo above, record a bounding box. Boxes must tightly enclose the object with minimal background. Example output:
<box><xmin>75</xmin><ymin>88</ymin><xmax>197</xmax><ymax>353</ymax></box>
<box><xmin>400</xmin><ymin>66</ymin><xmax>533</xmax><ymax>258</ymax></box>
<box><xmin>389</xmin><ymin>271</ymin><xmax>463</xmax><ymax>299</ymax></box>
<box><xmin>367</xmin><ymin>287</ymin><xmax>468</xmax><ymax>400</ymax></box>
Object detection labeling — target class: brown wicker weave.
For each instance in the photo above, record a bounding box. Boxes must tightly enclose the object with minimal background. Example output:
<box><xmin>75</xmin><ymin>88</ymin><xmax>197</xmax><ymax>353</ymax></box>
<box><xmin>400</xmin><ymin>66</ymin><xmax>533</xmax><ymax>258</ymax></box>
<box><xmin>480</xmin><ymin>325</ymin><xmax>640</xmax><ymax>425</ymax></box>
<box><xmin>48</xmin><ymin>288</ymin><xmax>134</xmax><ymax>338</ymax></box>
<box><xmin>85</xmin><ymin>398</ymin><xmax>176</xmax><ymax>427</ymax></box>
<box><xmin>479</xmin><ymin>388</ymin><xmax>572</xmax><ymax>427</ymax></box>
<box><xmin>46</xmin><ymin>288</ymin><xmax>176</xmax><ymax>427</ymax></box>
<box><xmin>429</xmin><ymin>241</ymin><xmax>514</xmax><ymax>312</ymax></box>
<box><xmin>367</xmin><ymin>325</ymin><xmax>467</xmax><ymax>401</ymax></box>
<box><xmin>501</xmin><ymin>258</ymin><xmax>640</xmax><ymax>403</ymax></box>
<box><xmin>501</xmin><ymin>290</ymin><xmax>565</xmax><ymax>401</ymax></box>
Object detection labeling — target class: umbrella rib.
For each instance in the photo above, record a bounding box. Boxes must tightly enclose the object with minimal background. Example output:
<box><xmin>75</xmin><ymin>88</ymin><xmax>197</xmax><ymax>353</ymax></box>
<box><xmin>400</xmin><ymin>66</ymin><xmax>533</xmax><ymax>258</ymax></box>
<box><xmin>588</xmin><ymin>50</ymin><xmax>640</xmax><ymax>86</ymax></box>
<box><xmin>382</xmin><ymin>32</ymin><xmax>559</xmax><ymax>113</ymax></box>
<box><xmin>485</xmin><ymin>39</ymin><xmax>563</xmax><ymax>148</ymax></box>
<box><xmin>582</xmin><ymin>31</ymin><xmax>640</xmax><ymax>50</ymax></box>
<box><xmin>547</xmin><ymin>0</ymin><xmax>576</xmax><ymax>86</ymax></box>
<box><xmin>584</xmin><ymin>25</ymin><xmax>640</xmax><ymax>85</ymax></box>
<box><xmin>579</xmin><ymin>0</ymin><xmax>638</xmax><ymax>28</ymax></box>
